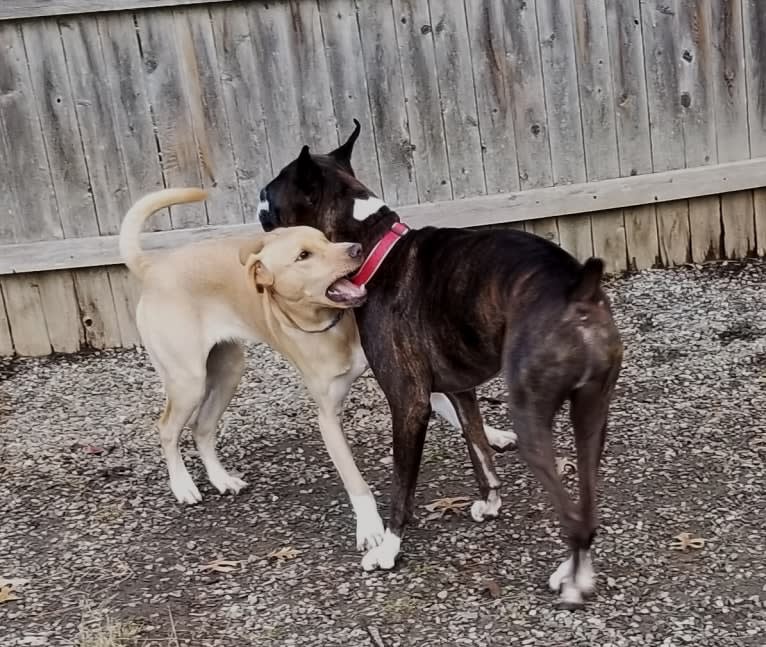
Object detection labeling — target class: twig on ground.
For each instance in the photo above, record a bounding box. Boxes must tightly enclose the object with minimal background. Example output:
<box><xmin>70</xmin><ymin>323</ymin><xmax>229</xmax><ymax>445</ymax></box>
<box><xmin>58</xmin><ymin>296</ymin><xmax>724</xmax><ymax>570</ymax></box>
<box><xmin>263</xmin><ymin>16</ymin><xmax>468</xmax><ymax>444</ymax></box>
<box><xmin>366</xmin><ymin>625</ymin><xmax>386</xmax><ymax>647</ymax></box>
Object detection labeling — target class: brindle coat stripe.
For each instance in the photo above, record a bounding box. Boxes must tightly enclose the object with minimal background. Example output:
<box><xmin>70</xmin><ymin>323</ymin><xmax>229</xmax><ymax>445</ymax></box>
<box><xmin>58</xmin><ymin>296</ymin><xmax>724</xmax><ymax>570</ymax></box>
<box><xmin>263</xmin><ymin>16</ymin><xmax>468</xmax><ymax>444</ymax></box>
<box><xmin>258</xmin><ymin>123</ymin><xmax>623</xmax><ymax>608</ymax></box>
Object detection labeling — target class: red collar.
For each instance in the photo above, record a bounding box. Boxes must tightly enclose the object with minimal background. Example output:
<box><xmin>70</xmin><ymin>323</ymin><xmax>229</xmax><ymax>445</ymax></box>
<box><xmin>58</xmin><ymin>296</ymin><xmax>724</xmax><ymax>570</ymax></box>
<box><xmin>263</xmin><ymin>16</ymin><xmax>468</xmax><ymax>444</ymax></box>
<box><xmin>351</xmin><ymin>222</ymin><xmax>410</xmax><ymax>287</ymax></box>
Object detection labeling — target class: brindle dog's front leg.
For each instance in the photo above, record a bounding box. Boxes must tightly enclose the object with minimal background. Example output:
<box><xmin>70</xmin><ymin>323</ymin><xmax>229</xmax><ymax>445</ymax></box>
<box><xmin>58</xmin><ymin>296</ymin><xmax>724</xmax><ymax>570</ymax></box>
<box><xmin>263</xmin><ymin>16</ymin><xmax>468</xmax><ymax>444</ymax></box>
<box><xmin>446</xmin><ymin>391</ymin><xmax>503</xmax><ymax>522</ymax></box>
<box><xmin>361</xmin><ymin>386</ymin><xmax>431</xmax><ymax>571</ymax></box>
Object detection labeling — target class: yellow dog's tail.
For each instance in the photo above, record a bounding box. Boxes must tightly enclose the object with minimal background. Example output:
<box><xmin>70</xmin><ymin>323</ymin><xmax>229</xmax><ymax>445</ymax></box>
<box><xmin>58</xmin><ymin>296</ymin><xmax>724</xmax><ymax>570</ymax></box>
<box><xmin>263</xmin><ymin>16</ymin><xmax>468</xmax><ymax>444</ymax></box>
<box><xmin>119</xmin><ymin>188</ymin><xmax>207</xmax><ymax>279</ymax></box>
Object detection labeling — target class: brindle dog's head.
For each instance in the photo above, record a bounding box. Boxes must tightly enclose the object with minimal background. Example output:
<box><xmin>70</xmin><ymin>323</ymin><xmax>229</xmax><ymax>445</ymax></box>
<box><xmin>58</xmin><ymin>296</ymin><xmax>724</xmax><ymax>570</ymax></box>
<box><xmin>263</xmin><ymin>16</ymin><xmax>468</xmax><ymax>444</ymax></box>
<box><xmin>258</xmin><ymin>121</ymin><xmax>392</xmax><ymax>244</ymax></box>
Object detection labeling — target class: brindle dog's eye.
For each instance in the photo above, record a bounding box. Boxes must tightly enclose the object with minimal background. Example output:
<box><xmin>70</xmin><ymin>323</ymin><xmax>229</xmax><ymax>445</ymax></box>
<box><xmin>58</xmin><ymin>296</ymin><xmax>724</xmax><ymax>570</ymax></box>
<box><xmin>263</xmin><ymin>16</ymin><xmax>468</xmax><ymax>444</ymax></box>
<box><xmin>296</xmin><ymin>250</ymin><xmax>312</xmax><ymax>261</ymax></box>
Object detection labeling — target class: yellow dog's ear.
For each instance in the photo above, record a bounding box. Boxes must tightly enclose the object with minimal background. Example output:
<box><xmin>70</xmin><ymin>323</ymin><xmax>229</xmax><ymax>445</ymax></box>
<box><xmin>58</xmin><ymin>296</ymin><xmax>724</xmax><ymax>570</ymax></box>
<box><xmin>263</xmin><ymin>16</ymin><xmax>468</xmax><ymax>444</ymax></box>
<box><xmin>238</xmin><ymin>237</ymin><xmax>274</xmax><ymax>293</ymax></box>
<box><xmin>238</xmin><ymin>237</ymin><xmax>267</xmax><ymax>265</ymax></box>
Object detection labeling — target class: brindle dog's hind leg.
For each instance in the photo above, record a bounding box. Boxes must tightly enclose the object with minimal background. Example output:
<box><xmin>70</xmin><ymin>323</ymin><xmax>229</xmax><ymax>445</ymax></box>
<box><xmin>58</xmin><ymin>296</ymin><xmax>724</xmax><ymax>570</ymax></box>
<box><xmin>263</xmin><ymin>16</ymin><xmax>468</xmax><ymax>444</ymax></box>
<box><xmin>509</xmin><ymin>384</ymin><xmax>590</xmax><ymax>608</ymax></box>
<box><xmin>446</xmin><ymin>391</ymin><xmax>503</xmax><ymax>522</ymax></box>
<box><xmin>548</xmin><ymin>374</ymin><xmax>615</xmax><ymax>607</ymax></box>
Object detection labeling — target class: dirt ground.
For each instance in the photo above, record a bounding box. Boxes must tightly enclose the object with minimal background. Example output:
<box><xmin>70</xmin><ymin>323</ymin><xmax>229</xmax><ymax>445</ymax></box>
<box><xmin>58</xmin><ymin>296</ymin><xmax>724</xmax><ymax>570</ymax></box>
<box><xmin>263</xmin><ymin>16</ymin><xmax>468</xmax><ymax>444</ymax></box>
<box><xmin>1</xmin><ymin>261</ymin><xmax>765</xmax><ymax>646</ymax></box>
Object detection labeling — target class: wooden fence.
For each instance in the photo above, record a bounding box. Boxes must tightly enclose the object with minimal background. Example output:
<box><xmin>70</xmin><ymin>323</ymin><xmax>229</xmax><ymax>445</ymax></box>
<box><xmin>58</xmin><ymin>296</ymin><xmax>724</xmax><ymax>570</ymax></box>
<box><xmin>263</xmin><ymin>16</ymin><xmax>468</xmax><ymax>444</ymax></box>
<box><xmin>1</xmin><ymin>0</ymin><xmax>766</xmax><ymax>356</ymax></box>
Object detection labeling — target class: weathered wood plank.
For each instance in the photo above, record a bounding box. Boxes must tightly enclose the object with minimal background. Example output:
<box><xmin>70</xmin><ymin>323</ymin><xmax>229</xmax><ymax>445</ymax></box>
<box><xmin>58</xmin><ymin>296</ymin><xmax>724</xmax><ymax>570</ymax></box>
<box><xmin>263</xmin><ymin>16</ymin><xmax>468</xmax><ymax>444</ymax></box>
<box><xmin>504</xmin><ymin>0</ymin><xmax>555</xmax><ymax>243</ymax></box>
<box><xmin>678</xmin><ymin>0</ymin><xmax>721</xmax><ymax>262</ymax></box>
<box><xmin>536</xmin><ymin>0</ymin><xmax>589</xmax><ymax>255</ymax></box>
<box><xmin>287</xmin><ymin>1</ymin><xmax>338</xmax><ymax>153</ymax></box>
<box><xmin>106</xmin><ymin>266</ymin><xmax>142</xmax><ymax>348</ymax></box>
<box><xmin>720</xmin><ymin>190</ymin><xmax>755</xmax><ymax>257</ymax></box>
<box><xmin>98</xmin><ymin>10</ymin><xmax>168</xmax><ymax>344</ymax></box>
<box><xmin>525</xmin><ymin>218</ymin><xmax>560</xmax><ymax>246</ymax></box>
<box><xmin>739</xmin><ymin>0</ymin><xmax>765</xmax><ymax>254</ymax></box>
<box><xmin>248</xmin><ymin>1</ymin><xmax>336</xmax><ymax>174</ymax></box>
<box><xmin>623</xmin><ymin>205</ymin><xmax>660</xmax><ymax>269</ymax></box>
<box><xmin>354</xmin><ymin>1</ymin><xmax>418</xmax><ymax>205</ymax></box>
<box><xmin>209</xmin><ymin>3</ymin><xmax>273</xmax><ymax>221</ymax></box>
<box><xmin>742</xmin><ymin>0</ymin><xmax>766</xmax><ymax>156</ymax></box>
<box><xmin>1</xmin><ymin>277</ymin><xmax>51</xmax><ymax>356</ymax></box>
<box><xmin>318</xmin><ymin>0</ymin><xmax>383</xmax><ymax>196</ymax></box>
<box><xmin>0</xmin><ymin>305</ymin><xmax>12</xmax><ymax>357</ymax></box>
<box><xmin>25</xmin><ymin>17</ymin><xmax>122</xmax><ymax>349</ymax></box>
<box><xmin>62</xmin><ymin>14</ymin><xmax>159</xmax><ymax>348</ymax></box>
<box><xmin>503</xmin><ymin>0</ymin><xmax>553</xmax><ymax>191</ymax></box>
<box><xmin>736</xmin><ymin>0</ymin><xmax>766</xmax><ymax>257</ymax></box>
<box><xmin>754</xmin><ymin>190</ymin><xmax>766</xmax><ymax>255</ymax></box>
<box><xmin>72</xmin><ymin>269</ymin><xmax>122</xmax><ymax>350</ymax></box>
<box><xmin>247</xmin><ymin>2</ymin><xmax>301</xmax><ymax>173</ymax></box>
<box><xmin>99</xmin><ymin>12</ymin><xmax>167</xmax><ymax>228</ymax></box>
<box><xmin>536</xmin><ymin>0</ymin><xmax>586</xmax><ymax>185</ymax></box>
<box><xmin>136</xmin><ymin>8</ymin><xmax>207</xmax><ymax>227</ymax></box>
<box><xmin>37</xmin><ymin>271</ymin><xmax>83</xmax><ymax>352</ymax></box>
<box><xmin>606</xmin><ymin>0</ymin><xmax>658</xmax><ymax>269</ymax></box>
<box><xmin>0</xmin><ymin>1</ymin><xmax>237</xmax><ymax>21</ymax></box>
<box><xmin>23</xmin><ymin>18</ymin><xmax>99</xmax><ymax>238</ymax></box>
<box><xmin>5</xmin><ymin>159</ymin><xmax>765</xmax><ymax>276</ymax></box>
<box><xmin>0</xmin><ymin>287</ymin><xmax>14</xmax><ymax>356</ymax></box>
<box><xmin>0</xmin><ymin>20</ymin><xmax>63</xmax><ymax>353</ymax></box>
<box><xmin>657</xmin><ymin>199</ymin><xmax>692</xmax><ymax>266</ymax></box>
<box><xmin>391</xmin><ymin>0</ymin><xmax>451</xmax><ymax>202</ymax></box>
<box><xmin>428</xmin><ymin>0</ymin><xmax>485</xmax><ymax>199</ymax></box>
<box><xmin>572</xmin><ymin>0</ymin><xmax>626</xmax><ymax>271</ymax></box>
<box><xmin>59</xmin><ymin>16</ymin><xmax>131</xmax><ymax>235</ymax></box>
<box><xmin>642</xmin><ymin>0</ymin><xmax>690</xmax><ymax>266</ymax></box>
<box><xmin>464</xmin><ymin>0</ymin><xmax>520</xmax><ymax>195</ymax></box>
<box><xmin>175</xmin><ymin>6</ymin><xmax>242</xmax><ymax>224</ymax></box>
<box><xmin>0</xmin><ymin>24</ymin><xmax>63</xmax><ymax>241</ymax></box>
<box><xmin>688</xmin><ymin>196</ymin><xmax>721</xmax><ymax>262</ymax></box>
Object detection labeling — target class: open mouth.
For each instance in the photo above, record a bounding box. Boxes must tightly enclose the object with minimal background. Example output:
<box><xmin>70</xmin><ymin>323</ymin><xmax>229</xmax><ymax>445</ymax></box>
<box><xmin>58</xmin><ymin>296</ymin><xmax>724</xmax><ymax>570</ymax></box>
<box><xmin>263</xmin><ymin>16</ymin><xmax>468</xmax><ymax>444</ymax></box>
<box><xmin>326</xmin><ymin>276</ymin><xmax>367</xmax><ymax>306</ymax></box>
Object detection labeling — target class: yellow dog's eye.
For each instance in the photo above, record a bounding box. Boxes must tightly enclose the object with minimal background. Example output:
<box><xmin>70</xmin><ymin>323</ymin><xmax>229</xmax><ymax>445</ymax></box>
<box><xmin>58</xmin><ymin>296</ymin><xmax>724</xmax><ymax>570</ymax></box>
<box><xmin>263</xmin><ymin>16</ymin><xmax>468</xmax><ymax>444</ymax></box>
<box><xmin>296</xmin><ymin>250</ymin><xmax>312</xmax><ymax>261</ymax></box>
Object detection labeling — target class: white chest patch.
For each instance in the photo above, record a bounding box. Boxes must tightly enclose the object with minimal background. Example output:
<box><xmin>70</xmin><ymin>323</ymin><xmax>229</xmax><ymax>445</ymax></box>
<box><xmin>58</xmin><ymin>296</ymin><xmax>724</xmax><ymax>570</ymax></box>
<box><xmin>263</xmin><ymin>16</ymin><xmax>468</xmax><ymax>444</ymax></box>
<box><xmin>257</xmin><ymin>199</ymin><xmax>269</xmax><ymax>218</ymax></box>
<box><xmin>353</xmin><ymin>197</ymin><xmax>387</xmax><ymax>221</ymax></box>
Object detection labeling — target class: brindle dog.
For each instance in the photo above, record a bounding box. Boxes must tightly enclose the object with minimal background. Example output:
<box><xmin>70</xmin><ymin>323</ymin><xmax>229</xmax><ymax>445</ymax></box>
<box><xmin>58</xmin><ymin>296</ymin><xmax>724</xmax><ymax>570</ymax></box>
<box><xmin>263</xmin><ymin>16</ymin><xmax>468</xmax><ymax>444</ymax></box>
<box><xmin>257</xmin><ymin>122</ymin><xmax>623</xmax><ymax>608</ymax></box>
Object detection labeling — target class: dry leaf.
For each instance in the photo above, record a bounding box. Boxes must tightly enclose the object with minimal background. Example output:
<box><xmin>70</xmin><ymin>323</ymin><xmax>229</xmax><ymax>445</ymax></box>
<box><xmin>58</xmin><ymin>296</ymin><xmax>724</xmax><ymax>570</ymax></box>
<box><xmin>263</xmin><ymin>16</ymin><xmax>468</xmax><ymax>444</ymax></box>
<box><xmin>480</xmin><ymin>578</ymin><xmax>501</xmax><ymax>599</ymax></box>
<box><xmin>268</xmin><ymin>546</ymin><xmax>301</xmax><ymax>561</ymax></box>
<box><xmin>198</xmin><ymin>558</ymin><xmax>242</xmax><ymax>573</ymax></box>
<box><xmin>669</xmin><ymin>532</ymin><xmax>706</xmax><ymax>551</ymax></box>
<box><xmin>556</xmin><ymin>457</ymin><xmax>577</xmax><ymax>477</ymax></box>
<box><xmin>424</xmin><ymin>496</ymin><xmax>472</xmax><ymax>519</ymax></box>
<box><xmin>0</xmin><ymin>585</ymin><xmax>19</xmax><ymax>604</ymax></box>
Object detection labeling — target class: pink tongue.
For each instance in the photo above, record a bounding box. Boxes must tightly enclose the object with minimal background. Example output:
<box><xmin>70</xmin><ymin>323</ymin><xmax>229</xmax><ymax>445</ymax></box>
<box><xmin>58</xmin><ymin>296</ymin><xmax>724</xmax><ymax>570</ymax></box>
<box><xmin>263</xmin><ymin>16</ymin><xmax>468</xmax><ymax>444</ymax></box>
<box><xmin>327</xmin><ymin>278</ymin><xmax>366</xmax><ymax>300</ymax></box>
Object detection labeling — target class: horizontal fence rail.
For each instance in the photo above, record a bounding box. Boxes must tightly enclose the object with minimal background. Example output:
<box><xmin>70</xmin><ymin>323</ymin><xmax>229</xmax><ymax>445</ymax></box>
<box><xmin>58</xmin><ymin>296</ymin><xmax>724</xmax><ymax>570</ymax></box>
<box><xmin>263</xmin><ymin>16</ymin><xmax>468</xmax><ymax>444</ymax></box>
<box><xmin>2</xmin><ymin>158</ymin><xmax>765</xmax><ymax>275</ymax></box>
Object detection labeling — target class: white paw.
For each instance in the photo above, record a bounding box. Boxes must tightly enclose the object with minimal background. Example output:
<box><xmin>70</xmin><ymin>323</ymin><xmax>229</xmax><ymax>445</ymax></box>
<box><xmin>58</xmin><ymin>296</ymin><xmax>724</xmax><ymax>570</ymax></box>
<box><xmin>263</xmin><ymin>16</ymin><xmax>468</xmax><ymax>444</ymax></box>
<box><xmin>210</xmin><ymin>471</ymin><xmax>249</xmax><ymax>496</ymax></box>
<box><xmin>484</xmin><ymin>425</ymin><xmax>517</xmax><ymax>451</ymax></box>
<box><xmin>549</xmin><ymin>552</ymin><xmax>595</xmax><ymax>595</ymax></box>
<box><xmin>574</xmin><ymin>551</ymin><xmax>595</xmax><ymax>593</ymax></box>
<box><xmin>351</xmin><ymin>494</ymin><xmax>385</xmax><ymax>551</ymax></box>
<box><xmin>470</xmin><ymin>491</ymin><xmax>502</xmax><ymax>522</ymax></box>
<box><xmin>558</xmin><ymin>581</ymin><xmax>585</xmax><ymax>609</ymax></box>
<box><xmin>361</xmin><ymin>530</ymin><xmax>401</xmax><ymax>571</ymax></box>
<box><xmin>170</xmin><ymin>470</ymin><xmax>203</xmax><ymax>505</ymax></box>
<box><xmin>549</xmin><ymin>556</ymin><xmax>573</xmax><ymax>592</ymax></box>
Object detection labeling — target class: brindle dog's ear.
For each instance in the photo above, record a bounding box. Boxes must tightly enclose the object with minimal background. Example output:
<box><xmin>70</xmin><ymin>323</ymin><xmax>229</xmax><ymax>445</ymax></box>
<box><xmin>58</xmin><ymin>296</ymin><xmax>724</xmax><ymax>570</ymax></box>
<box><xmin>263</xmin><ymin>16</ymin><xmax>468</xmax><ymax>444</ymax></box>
<box><xmin>296</xmin><ymin>145</ymin><xmax>322</xmax><ymax>194</ymax></box>
<box><xmin>328</xmin><ymin>119</ymin><xmax>360</xmax><ymax>173</ymax></box>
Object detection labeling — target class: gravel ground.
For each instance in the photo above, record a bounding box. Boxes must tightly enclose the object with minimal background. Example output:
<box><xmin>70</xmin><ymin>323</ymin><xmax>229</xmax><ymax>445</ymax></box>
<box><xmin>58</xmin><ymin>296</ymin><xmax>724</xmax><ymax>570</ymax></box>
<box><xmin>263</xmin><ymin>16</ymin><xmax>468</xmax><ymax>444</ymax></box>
<box><xmin>1</xmin><ymin>261</ymin><xmax>765</xmax><ymax>646</ymax></box>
